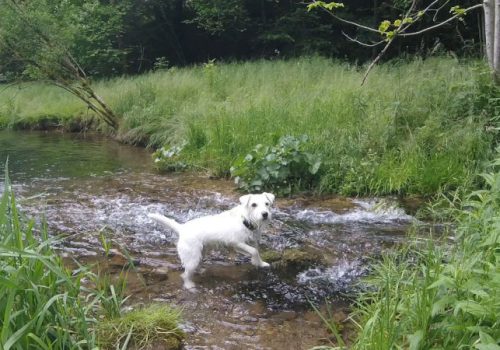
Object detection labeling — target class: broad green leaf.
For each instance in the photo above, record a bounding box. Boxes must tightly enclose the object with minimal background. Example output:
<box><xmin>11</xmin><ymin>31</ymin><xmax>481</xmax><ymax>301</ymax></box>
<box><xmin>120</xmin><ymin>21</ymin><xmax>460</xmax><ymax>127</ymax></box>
<box><xmin>428</xmin><ymin>275</ymin><xmax>456</xmax><ymax>290</ymax></box>
<box><xmin>475</xmin><ymin>345</ymin><xmax>500</xmax><ymax>350</ymax></box>
<box><xmin>4</xmin><ymin>321</ymin><xmax>33</xmax><ymax>350</ymax></box>
<box><xmin>479</xmin><ymin>331</ymin><xmax>497</xmax><ymax>345</ymax></box>
<box><xmin>408</xmin><ymin>330</ymin><xmax>424</xmax><ymax>350</ymax></box>
<box><xmin>454</xmin><ymin>300</ymin><xmax>488</xmax><ymax>317</ymax></box>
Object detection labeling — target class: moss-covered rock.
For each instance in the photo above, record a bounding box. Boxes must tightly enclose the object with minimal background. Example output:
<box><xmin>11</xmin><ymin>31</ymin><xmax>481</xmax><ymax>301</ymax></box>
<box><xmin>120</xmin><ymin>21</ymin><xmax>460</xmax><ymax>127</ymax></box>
<box><xmin>97</xmin><ymin>304</ymin><xmax>183</xmax><ymax>349</ymax></box>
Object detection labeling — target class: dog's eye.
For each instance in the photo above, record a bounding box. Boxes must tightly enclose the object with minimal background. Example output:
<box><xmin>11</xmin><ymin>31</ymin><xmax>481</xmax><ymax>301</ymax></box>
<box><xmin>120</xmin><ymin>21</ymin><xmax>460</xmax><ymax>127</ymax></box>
<box><xmin>265</xmin><ymin>202</ymin><xmax>269</xmax><ymax>206</ymax></box>
<box><xmin>251</xmin><ymin>203</ymin><xmax>257</xmax><ymax>208</ymax></box>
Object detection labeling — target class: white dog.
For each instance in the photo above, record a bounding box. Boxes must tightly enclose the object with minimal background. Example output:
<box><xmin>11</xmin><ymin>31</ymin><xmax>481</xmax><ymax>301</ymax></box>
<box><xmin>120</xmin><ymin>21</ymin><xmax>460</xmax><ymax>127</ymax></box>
<box><xmin>148</xmin><ymin>192</ymin><xmax>275</xmax><ymax>290</ymax></box>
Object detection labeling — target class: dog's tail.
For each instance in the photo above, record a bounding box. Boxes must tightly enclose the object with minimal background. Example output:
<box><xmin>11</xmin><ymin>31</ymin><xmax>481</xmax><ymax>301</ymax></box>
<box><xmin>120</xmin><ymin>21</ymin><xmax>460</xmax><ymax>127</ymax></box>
<box><xmin>148</xmin><ymin>213</ymin><xmax>183</xmax><ymax>234</ymax></box>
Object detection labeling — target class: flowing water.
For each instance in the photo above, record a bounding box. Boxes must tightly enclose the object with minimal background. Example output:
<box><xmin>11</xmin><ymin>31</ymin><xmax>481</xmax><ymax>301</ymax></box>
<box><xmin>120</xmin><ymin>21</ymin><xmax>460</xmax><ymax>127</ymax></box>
<box><xmin>0</xmin><ymin>130</ymin><xmax>424</xmax><ymax>349</ymax></box>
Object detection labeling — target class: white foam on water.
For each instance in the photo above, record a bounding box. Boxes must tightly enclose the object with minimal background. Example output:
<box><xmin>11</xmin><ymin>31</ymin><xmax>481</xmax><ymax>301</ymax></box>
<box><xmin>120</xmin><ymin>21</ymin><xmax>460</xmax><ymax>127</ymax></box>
<box><xmin>295</xmin><ymin>198</ymin><xmax>414</xmax><ymax>225</ymax></box>
<box><xmin>297</xmin><ymin>259</ymin><xmax>365</xmax><ymax>285</ymax></box>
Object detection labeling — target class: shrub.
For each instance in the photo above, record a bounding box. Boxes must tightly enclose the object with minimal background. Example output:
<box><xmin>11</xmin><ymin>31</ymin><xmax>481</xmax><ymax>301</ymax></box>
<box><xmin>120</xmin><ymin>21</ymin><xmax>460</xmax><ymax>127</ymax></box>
<box><xmin>152</xmin><ymin>142</ymin><xmax>188</xmax><ymax>172</ymax></box>
<box><xmin>230</xmin><ymin>135</ymin><xmax>321</xmax><ymax>195</ymax></box>
<box><xmin>313</xmin><ymin>153</ymin><xmax>500</xmax><ymax>349</ymax></box>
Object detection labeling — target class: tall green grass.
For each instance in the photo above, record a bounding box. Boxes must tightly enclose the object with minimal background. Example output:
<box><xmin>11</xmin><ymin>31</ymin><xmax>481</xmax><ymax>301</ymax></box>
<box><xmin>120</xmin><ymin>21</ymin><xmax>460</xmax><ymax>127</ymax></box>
<box><xmin>0</xmin><ymin>165</ymin><xmax>182</xmax><ymax>349</ymax></box>
<box><xmin>316</xmin><ymin>154</ymin><xmax>500</xmax><ymax>350</ymax></box>
<box><xmin>1</xmin><ymin>57</ymin><xmax>497</xmax><ymax>195</ymax></box>
<box><xmin>0</xmin><ymin>166</ymin><xmax>97</xmax><ymax>348</ymax></box>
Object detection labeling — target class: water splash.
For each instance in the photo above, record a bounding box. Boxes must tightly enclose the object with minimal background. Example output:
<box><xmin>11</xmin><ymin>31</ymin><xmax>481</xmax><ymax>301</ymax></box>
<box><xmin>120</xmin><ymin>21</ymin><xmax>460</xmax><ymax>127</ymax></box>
<box><xmin>295</xmin><ymin>198</ymin><xmax>414</xmax><ymax>225</ymax></box>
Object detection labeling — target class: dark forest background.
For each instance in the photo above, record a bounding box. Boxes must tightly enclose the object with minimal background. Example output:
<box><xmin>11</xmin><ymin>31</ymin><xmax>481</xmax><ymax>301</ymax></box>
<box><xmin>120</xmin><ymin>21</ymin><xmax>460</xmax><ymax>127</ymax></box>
<box><xmin>0</xmin><ymin>0</ymin><xmax>483</xmax><ymax>79</ymax></box>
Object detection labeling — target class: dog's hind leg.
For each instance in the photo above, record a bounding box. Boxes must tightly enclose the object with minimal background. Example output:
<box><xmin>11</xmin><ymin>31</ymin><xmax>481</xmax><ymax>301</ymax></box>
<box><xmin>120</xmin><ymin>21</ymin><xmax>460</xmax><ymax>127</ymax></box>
<box><xmin>177</xmin><ymin>240</ymin><xmax>202</xmax><ymax>290</ymax></box>
<box><xmin>235</xmin><ymin>242</ymin><xmax>270</xmax><ymax>268</ymax></box>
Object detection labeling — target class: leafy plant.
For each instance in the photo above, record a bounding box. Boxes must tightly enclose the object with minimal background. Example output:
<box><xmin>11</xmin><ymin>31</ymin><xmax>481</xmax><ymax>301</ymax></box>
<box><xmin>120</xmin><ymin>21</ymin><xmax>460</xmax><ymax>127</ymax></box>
<box><xmin>152</xmin><ymin>142</ymin><xmax>188</xmax><ymax>172</ymax></box>
<box><xmin>314</xmin><ymin>153</ymin><xmax>500</xmax><ymax>350</ymax></box>
<box><xmin>0</xmin><ymin>163</ymin><xmax>182</xmax><ymax>349</ymax></box>
<box><xmin>2</xmin><ymin>58</ymin><xmax>494</xmax><ymax>196</ymax></box>
<box><xmin>230</xmin><ymin>135</ymin><xmax>321</xmax><ymax>195</ymax></box>
<box><xmin>153</xmin><ymin>57</ymin><xmax>170</xmax><ymax>71</ymax></box>
<box><xmin>0</xmin><ymin>164</ymin><xmax>97</xmax><ymax>348</ymax></box>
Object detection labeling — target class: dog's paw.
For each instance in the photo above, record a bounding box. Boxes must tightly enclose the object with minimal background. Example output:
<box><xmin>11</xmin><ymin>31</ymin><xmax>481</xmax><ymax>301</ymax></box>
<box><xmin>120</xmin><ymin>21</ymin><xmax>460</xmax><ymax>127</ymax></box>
<box><xmin>183</xmin><ymin>281</ymin><xmax>197</xmax><ymax>291</ymax></box>
<box><xmin>259</xmin><ymin>261</ymin><xmax>270</xmax><ymax>268</ymax></box>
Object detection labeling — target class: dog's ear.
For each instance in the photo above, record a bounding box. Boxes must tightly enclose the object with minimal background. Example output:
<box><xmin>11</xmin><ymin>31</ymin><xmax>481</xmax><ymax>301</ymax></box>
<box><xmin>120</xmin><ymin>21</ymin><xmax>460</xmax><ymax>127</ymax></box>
<box><xmin>263</xmin><ymin>192</ymin><xmax>275</xmax><ymax>205</ymax></box>
<box><xmin>239</xmin><ymin>194</ymin><xmax>252</xmax><ymax>206</ymax></box>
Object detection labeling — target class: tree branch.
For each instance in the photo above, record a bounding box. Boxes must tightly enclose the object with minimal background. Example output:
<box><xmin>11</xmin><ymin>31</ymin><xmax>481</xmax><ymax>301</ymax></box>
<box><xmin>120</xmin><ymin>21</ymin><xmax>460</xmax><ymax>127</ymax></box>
<box><xmin>341</xmin><ymin>31</ymin><xmax>385</xmax><ymax>47</ymax></box>
<box><xmin>361</xmin><ymin>39</ymin><xmax>394</xmax><ymax>86</ymax></box>
<box><xmin>308</xmin><ymin>0</ymin><xmax>484</xmax><ymax>85</ymax></box>
<box><xmin>399</xmin><ymin>4</ymin><xmax>483</xmax><ymax>37</ymax></box>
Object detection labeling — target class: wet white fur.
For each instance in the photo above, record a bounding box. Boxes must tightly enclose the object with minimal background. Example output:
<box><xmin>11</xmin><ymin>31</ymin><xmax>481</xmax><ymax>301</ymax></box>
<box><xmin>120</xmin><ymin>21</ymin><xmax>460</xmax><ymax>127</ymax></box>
<box><xmin>148</xmin><ymin>192</ymin><xmax>275</xmax><ymax>290</ymax></box>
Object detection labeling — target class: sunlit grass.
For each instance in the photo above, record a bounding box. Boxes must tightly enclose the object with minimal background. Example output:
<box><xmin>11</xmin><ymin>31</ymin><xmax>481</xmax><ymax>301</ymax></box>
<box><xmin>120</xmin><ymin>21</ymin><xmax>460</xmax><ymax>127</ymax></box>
<box><xmin>0</xmin><ymin>56</ymin><xmax>496</xmax><ymax>195</ymax></box>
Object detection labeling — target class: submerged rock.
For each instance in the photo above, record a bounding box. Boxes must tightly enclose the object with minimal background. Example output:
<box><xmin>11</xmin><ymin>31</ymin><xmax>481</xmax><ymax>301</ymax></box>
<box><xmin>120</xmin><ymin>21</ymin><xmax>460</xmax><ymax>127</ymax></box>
<box><xmin>261</xmin><ymin>247</ymin><xmax>325</xmax><ymax>272</ymax></box>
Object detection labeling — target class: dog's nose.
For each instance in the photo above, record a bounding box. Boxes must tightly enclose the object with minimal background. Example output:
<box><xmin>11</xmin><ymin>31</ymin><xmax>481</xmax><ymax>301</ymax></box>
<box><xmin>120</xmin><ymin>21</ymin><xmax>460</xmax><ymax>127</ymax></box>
<box><xmin>262</xmin><ymin>212</ymin><xmax>269</xmax><ymax>219</ymax></box>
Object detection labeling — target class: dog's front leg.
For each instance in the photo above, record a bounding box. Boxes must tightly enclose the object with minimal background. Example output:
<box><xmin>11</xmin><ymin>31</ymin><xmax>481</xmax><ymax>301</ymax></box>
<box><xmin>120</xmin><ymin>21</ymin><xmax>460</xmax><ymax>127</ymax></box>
<box><xmin>235</xmin><ymin>242</ymin><xmax>270</xmax><ymax>268</ymax></box>
<box><xmin>253</xmin><ymin>230</ymin><xmax>262</xmax><ymax>249</ymax></box>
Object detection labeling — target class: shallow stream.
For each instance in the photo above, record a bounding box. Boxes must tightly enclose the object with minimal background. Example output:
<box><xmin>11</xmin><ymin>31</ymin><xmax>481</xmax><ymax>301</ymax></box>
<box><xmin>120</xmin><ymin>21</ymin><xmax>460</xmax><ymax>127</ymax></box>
<box><xmin>0</xmin><ymin>130</ymin><xmax>423</xmax><ymax>349</ymax></box>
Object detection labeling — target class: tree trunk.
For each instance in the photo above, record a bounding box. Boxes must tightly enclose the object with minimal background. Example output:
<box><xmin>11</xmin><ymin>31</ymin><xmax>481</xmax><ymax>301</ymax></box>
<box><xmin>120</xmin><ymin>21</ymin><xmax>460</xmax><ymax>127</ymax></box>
<box><xmin>484</xmin><ymin>0</ymin><xmax>495</xmax><ymax>69</ymax></box>
<box><xmin>491</xmin><ymin>0</ymin><xmax>500</xmax><ymax>82</ymax></box>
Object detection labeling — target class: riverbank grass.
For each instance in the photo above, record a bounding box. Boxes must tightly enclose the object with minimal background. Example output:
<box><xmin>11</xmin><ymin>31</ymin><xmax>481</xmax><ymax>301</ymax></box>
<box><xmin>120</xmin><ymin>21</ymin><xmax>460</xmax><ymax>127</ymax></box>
<box><xmin>316</xmin><ymin>155</ymin><xmax>500</xmax><ymax>349</ymax></box>
<box><xmin>0</xmin><ymin>167</ymin><xmax>95</xmax><ymax>348</ymax></box>
<box><xmin>0</xmin><ymin>167</ymin><xmax>183</xmax><ymax>349</ymax></box>
<box><xmin>1</xmin><ymin>57</ymin><xmax>497</xmax><ymax>195</ymax></box>
<box><xmin>97</xmin><ymin>304</ymin><xmax>183</xmax><ymax>349</ymax></box>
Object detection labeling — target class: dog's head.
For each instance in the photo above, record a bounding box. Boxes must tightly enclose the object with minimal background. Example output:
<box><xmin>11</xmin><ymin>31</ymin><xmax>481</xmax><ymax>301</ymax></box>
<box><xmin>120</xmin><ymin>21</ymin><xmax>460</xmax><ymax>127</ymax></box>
<box><xmin>239</xmin><ymin>192</ymin><xmax>275</xmax><ymax>226</ymax></box>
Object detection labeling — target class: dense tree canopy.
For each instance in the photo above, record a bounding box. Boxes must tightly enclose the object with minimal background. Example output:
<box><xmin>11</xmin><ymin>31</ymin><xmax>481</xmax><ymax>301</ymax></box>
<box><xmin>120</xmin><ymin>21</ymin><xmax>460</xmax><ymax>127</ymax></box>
<box><xmin>0</xmin><ymin>0</ymin><xmax>482</xmax><ymax>80</ymax></box>
<box><xmin>0</xmin><ymin>0</ymin><xmax>121</xmax><ymax>127</ymax></box>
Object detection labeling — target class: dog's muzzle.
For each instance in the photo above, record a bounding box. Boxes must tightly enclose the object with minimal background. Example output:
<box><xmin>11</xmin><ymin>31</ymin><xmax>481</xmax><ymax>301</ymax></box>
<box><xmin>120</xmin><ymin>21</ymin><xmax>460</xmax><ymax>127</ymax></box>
<box><xmin>262</xmin><ymin>212</ymin><xmax>269</xmax><ymax>220</ymax></box>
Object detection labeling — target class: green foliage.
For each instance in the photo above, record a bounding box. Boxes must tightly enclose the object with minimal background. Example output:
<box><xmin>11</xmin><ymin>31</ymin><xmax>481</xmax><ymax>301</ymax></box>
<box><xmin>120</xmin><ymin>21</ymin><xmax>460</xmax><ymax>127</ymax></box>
<box><xmin>1</xmin><ymin>58</ymin><xmax>495</xmax><ymax>196</ymax></box>
<box><xmin>316</xmin><ymin>154</ymin><xmax>500</xmax><ymax>349</ymax></box>
<box><xmin>203</xmin><ymin>59</ymin><xmax>218</xmax><ymax>88</ymax></box>
<box><xmin>0</xmin><ymin>165</ymin><xmax>96</xmax><ymax>348</ymax></box>
<box><xmin>0</xmin><ymin>0</ymin><xmax>484</xmax><ymax>76</ymax></box>
<box><xmin>450</xmin><ymin>5</ymin><xmax>467</xmax><ymax>17</ymax></box>
<box><xmin>153</xmin><ymin>142</ymin><xmax>188</xmax><ymax>172</ymax></box>
<box><xmin>378</xmin><ymin>20</ymin><xmax>392</xmax><ymax>33</ymax></box>
<box><xmin>153</xmin><ymin>57</ymin><xmax>171</xmax><ymax>71</ymax></box>
<box><xmin>90</xmin><ymin>267</ymin><xmax>130</xmax><ymax>320</ymax></box>
<box><xmin>184</xmin><ymin>0</ymin><xmax>249</xmax><ymax>35</ymax></box>
<box><xmin>307</xmin><ymin>1</ymin><xmax>344</xmax><ymax>12</ymax></box>
<box><xmin>0</xmin><ymin>0</ymin><xmax>128</xmax><ymax>79</ymax></box>
<box><xmin>0</xmin><ymin>0</ymin><xmax>121</xmax><ymax>129</ymax></box>
<box><xmin>0</xmin><ymin>164</ymin><xmax>181</xmax><ymax>349</ymax></box>
<box><xmin>378</xmin><ymin>19</ymin><xmax>399</xmax><ymax>40</ymax></box>
<box><xmin>70</xmin><ymin>0</ymin><xmax>131</xmax><ymax>76</ymax></box>
<box><xmin>230</xmin><ymin>135</ymin><xmax>321</xmax><ymax>195</ymax></box>
<box><xmin>97</xmin><ymin>304</ymin><xmax>183</xmax><ymax>350</ymax></box>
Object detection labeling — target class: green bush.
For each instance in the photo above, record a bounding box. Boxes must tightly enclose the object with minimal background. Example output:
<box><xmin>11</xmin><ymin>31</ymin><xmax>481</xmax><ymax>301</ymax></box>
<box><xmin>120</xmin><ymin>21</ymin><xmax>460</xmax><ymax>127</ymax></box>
<box><xmin>230</xmin><ymin>135</ymin><xmax>321</xmax><ymax>195</ymax></box>
<box><xmin>152</xmin><ymin>142</ymin><xmax>189</xmax><ymax>172</ymax></box>
<box><xmin>314</xmin><ymin>153</ymin><xmax>500</xmax><ymax>350</ymax></box>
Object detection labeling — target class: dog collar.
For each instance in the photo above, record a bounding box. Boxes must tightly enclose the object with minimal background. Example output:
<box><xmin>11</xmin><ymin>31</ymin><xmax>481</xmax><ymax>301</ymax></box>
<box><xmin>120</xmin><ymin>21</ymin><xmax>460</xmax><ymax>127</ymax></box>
<box><xmin>243</xmin><ymin>219</ymin><xmax>257</xmax><ymax>231</ymax></box>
